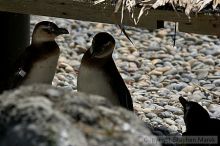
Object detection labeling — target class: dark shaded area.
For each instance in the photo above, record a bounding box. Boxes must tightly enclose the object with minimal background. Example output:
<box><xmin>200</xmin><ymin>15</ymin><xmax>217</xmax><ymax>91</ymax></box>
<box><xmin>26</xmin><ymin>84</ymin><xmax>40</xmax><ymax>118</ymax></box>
<box><xmin>179</xmin><ymin>96</ymin><xmax>220</xmax><ymax>146</ymax></box>
<box><xmin>0</xmin><ymin>12</ymin><xmax>30</xmax><ymax>93</ymax></box>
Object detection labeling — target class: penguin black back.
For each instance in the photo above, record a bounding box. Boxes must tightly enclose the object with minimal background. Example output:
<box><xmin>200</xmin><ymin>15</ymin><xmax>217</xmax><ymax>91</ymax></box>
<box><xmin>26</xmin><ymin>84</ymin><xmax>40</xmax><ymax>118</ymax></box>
<box><xmin>106</xmin><ymin>59</ymin><xmax>133</xmax><ymax>111</ymax></box>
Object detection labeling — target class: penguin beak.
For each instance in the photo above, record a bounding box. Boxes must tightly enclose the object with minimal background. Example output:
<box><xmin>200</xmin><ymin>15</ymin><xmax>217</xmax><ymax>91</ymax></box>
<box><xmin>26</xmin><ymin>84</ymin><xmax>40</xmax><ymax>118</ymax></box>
<box><xmin>55</xmin><ymin>28</ymin><xmax>69</xmax><ymax>35</ymax></box>
<box><xmin>179</xmin><ymin>96</ymin><xmax>188</xmax><ymax>108</ymax></box>
<box><xmin>89</xmin><ymin>47</ymin><xmax>96</xmax><ymax>58</ymax></box>
<box><xmin>91</xmin><ymin>51</ymin><xmax>96</xmax><ymax>58</ymax></box>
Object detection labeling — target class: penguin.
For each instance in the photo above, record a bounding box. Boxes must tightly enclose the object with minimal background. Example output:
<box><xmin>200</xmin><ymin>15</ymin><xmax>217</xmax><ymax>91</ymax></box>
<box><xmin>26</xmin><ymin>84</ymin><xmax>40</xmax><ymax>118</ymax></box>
<box><xmin>77</xmin><ymin>32</ymin><xmax>133</xmax><ymax>111</ymax></box>
<box><xmin>179</xmin><ymin>96</ymin><xmax>220</xmax><ymax>145</ymax></box>
<box><xmin>7</xmin><ymin>21</ymin><xmax>69</xmax><ymax>89</ymax></box>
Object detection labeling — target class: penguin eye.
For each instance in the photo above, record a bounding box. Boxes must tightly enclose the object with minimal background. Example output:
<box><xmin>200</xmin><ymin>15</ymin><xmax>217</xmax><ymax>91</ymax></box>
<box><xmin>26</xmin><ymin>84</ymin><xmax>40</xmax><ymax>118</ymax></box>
<box><xmin>42</xmin><ymin>26</ymin><xmax>55</xmax><ymax>34</ymax></box>
<box><xmin>49</xmin><ymin>27</ymin><xmax>55</xmax><ymax>33</ymax></box>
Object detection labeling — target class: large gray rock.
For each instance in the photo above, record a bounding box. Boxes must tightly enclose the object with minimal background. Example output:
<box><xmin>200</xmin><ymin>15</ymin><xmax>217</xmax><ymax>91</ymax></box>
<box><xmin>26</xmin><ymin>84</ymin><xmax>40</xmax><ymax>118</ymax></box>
<box><xmin>0</xmin><ymin>84</ymin><xmax>160</xmax><ymax>146</ymax></box>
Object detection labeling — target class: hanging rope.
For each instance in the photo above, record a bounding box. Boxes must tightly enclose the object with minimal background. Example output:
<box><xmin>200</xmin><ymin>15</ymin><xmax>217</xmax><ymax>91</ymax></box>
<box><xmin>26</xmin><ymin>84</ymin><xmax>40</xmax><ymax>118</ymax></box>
<box><xmin>173</xmin><ymin>22</ymin><xmax>177</xmax><ymax>47</ymax></box>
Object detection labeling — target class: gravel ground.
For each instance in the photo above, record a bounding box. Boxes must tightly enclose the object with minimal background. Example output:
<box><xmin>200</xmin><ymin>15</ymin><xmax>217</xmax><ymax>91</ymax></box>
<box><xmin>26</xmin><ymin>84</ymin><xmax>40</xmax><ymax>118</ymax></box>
<box><xmin>31</xmin><ymin>15</ymin><xmax>220</xmax><ymax>136</ymax></box>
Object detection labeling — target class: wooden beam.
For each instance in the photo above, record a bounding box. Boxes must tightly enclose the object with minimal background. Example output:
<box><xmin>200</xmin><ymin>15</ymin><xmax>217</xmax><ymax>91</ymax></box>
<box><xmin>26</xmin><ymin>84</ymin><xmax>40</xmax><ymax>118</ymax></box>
<box><xmin>0</xmin><ymin>0</ymin><xmax>220</xmax><ymax>35</ymax></box>
<box><xmin>179</xmin><ymin>15</ymin><xmax>220</xmax><ymax>35</ymax></box>
<box><xmin>0</xmin><ymin>0</ymin><xmax>159</xmax><ymax>29</ymax></box>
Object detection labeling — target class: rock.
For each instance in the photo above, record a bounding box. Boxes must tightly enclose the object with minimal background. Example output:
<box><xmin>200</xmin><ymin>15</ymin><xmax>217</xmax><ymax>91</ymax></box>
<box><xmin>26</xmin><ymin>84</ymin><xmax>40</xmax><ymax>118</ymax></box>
<box><xmin>65</xmin><ymin>65</ymin><xmax>74</xmax><ymax>73</ymax></box>
<box><xmin>146</xmin><ymin>87</ymin><xmax>159</xmax><ymax>92</ymax></box>
<box><xmin>58</xmin><ymin>56</ymin><xmax>68</xmax><ymax>64</ymax></box>
<box><xmin>0</xmin><ymin>92</ymin><xmax>87</xmax><ymax>146</ymax></box>
<box><xmin>163</xmin><ymin>68</ymin><xmax>177</xmax><ymax>75</ymax></box>
<box><xmin>213</xmin><ymin>79</ymin><xmax>220</xmax><ymax>87</ymax></box>
<box><xmin>148</xmin><ymin>42</ymin><xmax>160</xmax><ymax>51</ymax></box>
<box><xmin>155</xmin><ymin>66</ymin><xmax>171</xmax><ymax>73</ymax></box>
<box><xmin>191</xmin><ymin>91</ymin><xmax>206</xmax><ymax>101</ymax></box>
<box><xmin>195</xmin><ymin>69</ymin><xmax>209</xmax><ymax>80</ymax></box>
<box><xmin>146</xmin><ymin>112</ymin><xmax>158</xmax><ymax>119</ymax></box>
<box><xmin>181</xmin><ymin>85</ymin><xmax>195</xmax><ymax>93</ymax></box>
<box><xmin>211</xmin><ymin>111</ymin><xmax>220</xmax><ymax>119</ymax></box>
<box><xmin>75</xmin><ymin>35</ymin><xmax>86</xmax><ymax>46</ymax></box>
<box><xmin>151</xmin><ymin>117</ymin><xmax>163</xmax><ymax>124</ymax></box>
<box><xmin>158</xmin><ymin>88</ymin><xmax>171</xmax><ymax>96</ymax></box>
<box><xmin>133</xmin><ymin>103</ymin><xmax>142</xmax><ymax>111</ymax></box>
<box><xmin>128</xmin><ymin>62</ymin><xmax>138</xmax><ymax>71</ymax></box>
<box><xmin>158</xmin><ymin>111</ymin><xmax>173</xmax><ymax>118</ymax></box>
<box><xmin>166</xmin><ymin>83</ymin><xmax>188</xmax><ymax>91</ymax></box>
<box><xmin>59</xmin><ymin>62</ymin><xmax>71</xmax><ymax>69</ymax></box>
<box><xmin>151</xmin><ymin>59</ymin><xmax>162</xmax><ymax>65</ymax></box>
<box><xmin>142</xmin><ymin>108</ymin><xmax>152</xmax><ymax>113</ymax></box>
<box><xmin>156</xmin><ymin>29</ymin><xmax>168</xmax><ymax>38</ymax></box>
<box><xmin>69</xmin><ymin>60</ymin><xmax>80</xmax><ymax>67</ymax></box>
<box><xmin>56</xmin><ymin>74</ymin><xmax>66</xmax><ymax>81</ymax></box>
<box><xmin>208</xmin><ymin>104</ymin><xmax>220</xmax><ymax>113</ymax></box>
<box><xmin>96</xmin><ymin>23</ymin><xmax>104</xmax><ymax>28</ymax></box>
<box><xmin>169</xmin><ymin>125</ymin><xmax>178</xmax><ymax>132</ymax></box>
<box><xmin>202</xmin><ymin>84</ymin><xmax>215</xmax><ymax>90</ymax></box>
<box><xmin>175</xmin><ymin>118</ymin><xmax>185</xmax><ymax>125</ymax></box>
<box><xmin>164</xmin><ymin>105</ymin><xmax>183</xmax><ymax>115</ymax></box>
<box><xmin>164</xmin><ymin>118</ymin><xmax>176</xmax><ymax>125</ymax></box>
<box><xmin>0</xmin><ymin>84</ymin><xmax>160</xmax><ymax>146</ymax></box>
<box><xmin>181</xmin><ymin>73</ymin><xmax>195</xmax><ymax>82</ymax></box>
<box><xmin>203</xmin><ymin>58</ymin><xmax>215</xmax><ymax>66</ymax></box>
<box><xmin>126</xmin><ymin>54</ymin><xmax>136</xmax><ymax>61</ymax></box>
<box><xmin>153</xmin><ymin>125</ymin><xmax>170</xmax><ymax>135</ymax></box>
<box><xmin>149</xmin><ymin>70</ymin><xmax>163</xmax><ymax>76</ymax></box>
<box><xmin>132</xmin><ymin>73</ymin><xmax>142</xmax><ymax>82</ymax></box>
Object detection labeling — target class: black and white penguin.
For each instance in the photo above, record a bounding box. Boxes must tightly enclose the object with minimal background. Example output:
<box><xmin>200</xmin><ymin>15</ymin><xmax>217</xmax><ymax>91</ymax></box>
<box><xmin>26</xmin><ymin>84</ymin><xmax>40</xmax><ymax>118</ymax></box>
<box><xmin>77</xmin><ymin>32</ymin><xmax>133</xmax><ymax>111</ymax></box>
<box><xmin>179</xmin><ymin>96</ymin><xmax>220</xmax><ymax>145</ymax></box>
<box><xmin>7</xmin><ymin>21</ymin><xmax>69</xmax><ymax>89</ymax></box>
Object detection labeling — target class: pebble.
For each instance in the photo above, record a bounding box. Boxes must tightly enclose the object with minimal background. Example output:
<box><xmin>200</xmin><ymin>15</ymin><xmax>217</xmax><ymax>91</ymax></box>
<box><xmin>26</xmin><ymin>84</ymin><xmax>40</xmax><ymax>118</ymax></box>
<box><xmin>158</xmin><ymin>111</ymin><xmax>173</xmax><ymax>118</ymax></box>
<box><xmin>166</xmin><ymin>83</ymin><xmax>188</xmax><ymax>91</ymax></box>
<box><xmin>175</xmin><ymin>118</ymin><xmax>184</xmax><ymax>125</ymax></box>
<box><xmin>203</xmin><ymin>58</ymin><xmax>215</xmax><ymax>66</ymax></box>
<box><xmin>163</xmin><ymin>68</ymin><xmax>177</xmax><ymax>75</ymax></box>
<box><xmin>181</xmin><ymin>85</ymin><xmax>195</xmax><ymax>93</ymax></box>
<box><xmin>156</xmin><ymin>29</ymin><xmax>168</xmax><ymax>38</ymax></box>
<box><xmin>65</xmin><ymin>66</ymin><xmax>74</xmax><ymax>73</ymax></box>
<box><xmin>145</xmin><ymin>113</ymin><xmax>157</xmax><ymax>119</ymax></box>
<box><xmin>213</xmin><ymin>79</ymin><xmax>220</xmax><ymax>87</ymax></box>
<box><xmin>195</xmin><ymin>69</ymin><xmax>209</xmax><ymax>79</ymax></box>
<box><xmin>142</xmin><ymin>108</ymin><xmax>152</xmax><ymax>113</ymax></box>
<box><xmin>164</xmin><ymin>118</ymin><xmax>176</xmax><ymax>125</ymax></box>
<box><xmin>169</xmin><ymin>125</ymin><xmax>179</xmax><ymax>132</ymax></box>
<box><xmin>149</xmin><ymin>70</ymin><xmax>163</xmax><ymax>76</ymax></box>
<box><xmin>164</xmin><ymin>105</ymin><xmax>183</xmax><ymax>115</ymax></box>
<box><xmin>208</xmin><ymin>104</ymin><xmax>220</xmax><ymax>113</ymax></box>
<box><xmin>151</xmin><ymin>117</ymin><xmax>163</xmax><ymax>123</ymax></box>
<box><xmin>191</xmin><ymin>92</ymin><xmax>206</xmax><ymax>101</ymax></box>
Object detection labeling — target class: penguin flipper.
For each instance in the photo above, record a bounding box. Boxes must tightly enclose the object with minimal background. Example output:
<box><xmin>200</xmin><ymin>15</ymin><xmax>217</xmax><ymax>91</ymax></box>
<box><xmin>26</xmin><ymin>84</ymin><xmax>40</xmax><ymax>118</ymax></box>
<box><xmin>7</xmin><ymin>47</ymin><xmax>32</xmax><ymax>89</ymax></box>
<box><xmin>107</xmin><ymin>60</ymin><xmax>133</xmax><ymax>111</ymax></box>
<box><xmin>8</xmin><ymin>68</ymin><xmax>27</xmax><ymax>89</ymax></box>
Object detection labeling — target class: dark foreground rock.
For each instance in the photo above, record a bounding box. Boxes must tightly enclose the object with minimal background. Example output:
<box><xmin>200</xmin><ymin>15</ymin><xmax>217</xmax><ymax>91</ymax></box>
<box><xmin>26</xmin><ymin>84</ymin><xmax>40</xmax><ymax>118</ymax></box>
<box><xmin>0</xmin><ymin>84</ymin><xmax>160</xmax><ymax>146</ymax></box>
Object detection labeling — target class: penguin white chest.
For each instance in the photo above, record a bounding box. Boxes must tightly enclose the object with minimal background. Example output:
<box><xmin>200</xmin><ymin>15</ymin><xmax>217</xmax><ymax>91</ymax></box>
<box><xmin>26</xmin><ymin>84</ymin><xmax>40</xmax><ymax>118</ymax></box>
<box><xmin>22</xmin><ymin>54</ymin><xmax>59</xmax><ymax>85</ymax></box>
<box><xmin>78</xmin><ymin>65</ymin><xmax>119</xmax><ymax>105</ymax></box>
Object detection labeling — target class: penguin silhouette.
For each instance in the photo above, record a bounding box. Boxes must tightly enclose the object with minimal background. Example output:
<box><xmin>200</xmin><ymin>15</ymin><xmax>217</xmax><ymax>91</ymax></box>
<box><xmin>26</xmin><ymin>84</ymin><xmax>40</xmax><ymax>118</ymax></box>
<box><xmin>77</xmin><ymin>32</ymin><xmax>133</xmax><ymax>111</ymax></box>
<box><xmin>7</xmin><ymin>21</ymin><xmax>69</xmax><ymax>89</ymax></box>
<box><xmin>179</xmin><ymin>96</ymin><xmax>220</xmax><ymax>146</ymax></box>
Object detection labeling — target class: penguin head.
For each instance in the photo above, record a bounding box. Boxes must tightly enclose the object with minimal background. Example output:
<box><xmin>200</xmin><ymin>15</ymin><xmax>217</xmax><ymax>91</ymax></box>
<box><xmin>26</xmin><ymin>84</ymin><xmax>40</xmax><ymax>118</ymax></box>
<box><xmin>32</xmin><ymin>21</ymin><xmax>69</xmax><ymax>43</ymax></box>
<box><xmin>179</xmin><ymin>96</ymin><xmax>210</xmax><ymax>131</ymax></box>
<box><xmin>89</xmin><ymin>32</ymin><xmax>115</xmax><ymax>59</ymax></box>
